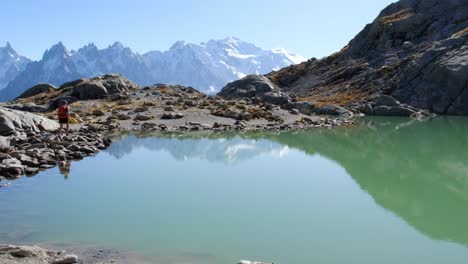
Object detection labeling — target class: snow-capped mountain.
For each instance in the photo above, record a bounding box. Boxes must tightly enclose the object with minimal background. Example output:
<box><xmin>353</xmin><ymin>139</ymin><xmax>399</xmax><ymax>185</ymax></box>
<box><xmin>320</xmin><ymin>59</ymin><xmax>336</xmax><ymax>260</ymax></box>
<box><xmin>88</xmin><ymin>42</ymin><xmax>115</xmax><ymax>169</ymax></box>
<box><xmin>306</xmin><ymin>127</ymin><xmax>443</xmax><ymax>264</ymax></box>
<box><xmin>0</xmin><ymin>38</ymin><xmax>305</xmax><ymax>101</ymax></box>
<box><xmin>0</xmin><ymin>43</ymin><xmax>31</xmax><ymax>91</ymax></box>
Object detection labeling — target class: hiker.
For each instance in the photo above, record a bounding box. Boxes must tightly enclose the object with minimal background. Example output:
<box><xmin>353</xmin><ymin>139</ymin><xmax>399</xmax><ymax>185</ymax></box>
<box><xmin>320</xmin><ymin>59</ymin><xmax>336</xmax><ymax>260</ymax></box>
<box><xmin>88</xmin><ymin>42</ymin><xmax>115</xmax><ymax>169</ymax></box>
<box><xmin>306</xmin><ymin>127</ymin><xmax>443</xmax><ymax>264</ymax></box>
<box><xmin>58</xmin><ymin>99</ymin><xmax>70</xmax><ymax>136</ymax></box>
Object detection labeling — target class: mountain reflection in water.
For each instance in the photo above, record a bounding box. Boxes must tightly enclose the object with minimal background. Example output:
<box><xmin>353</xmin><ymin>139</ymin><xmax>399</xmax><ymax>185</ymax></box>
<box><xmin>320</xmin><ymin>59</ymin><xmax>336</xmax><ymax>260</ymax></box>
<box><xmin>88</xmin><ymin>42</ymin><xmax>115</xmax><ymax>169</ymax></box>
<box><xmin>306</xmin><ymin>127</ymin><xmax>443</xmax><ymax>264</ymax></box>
<box><xmin>106</xmin><ymin>117</ymin><xmax>468</xmax><ymax>247</ymax></box>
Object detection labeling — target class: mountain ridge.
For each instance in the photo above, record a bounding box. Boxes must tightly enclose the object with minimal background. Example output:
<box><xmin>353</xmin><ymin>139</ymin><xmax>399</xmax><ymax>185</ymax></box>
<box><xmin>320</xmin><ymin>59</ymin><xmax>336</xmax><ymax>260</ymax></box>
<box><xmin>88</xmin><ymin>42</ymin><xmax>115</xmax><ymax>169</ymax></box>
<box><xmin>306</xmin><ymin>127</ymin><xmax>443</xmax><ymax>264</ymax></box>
<box><xmin>0</xmin><ymin>38</ymin><xmax>304</xmax><ymax>101</ymax></box>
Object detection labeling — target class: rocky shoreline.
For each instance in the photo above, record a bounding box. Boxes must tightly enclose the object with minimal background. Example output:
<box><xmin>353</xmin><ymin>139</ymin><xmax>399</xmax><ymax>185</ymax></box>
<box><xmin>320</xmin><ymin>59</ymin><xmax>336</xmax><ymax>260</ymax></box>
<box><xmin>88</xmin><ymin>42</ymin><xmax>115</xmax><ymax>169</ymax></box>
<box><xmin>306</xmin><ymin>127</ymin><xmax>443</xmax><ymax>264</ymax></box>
<box><xmin>0</xmin><ymin>244</ymin><xmax>273</xmax><ymax>264</ymax></box>
<box><xmin>0</xmin><ymin>244</ymin><xmax>160</xmax><ymax>264</ymax></box>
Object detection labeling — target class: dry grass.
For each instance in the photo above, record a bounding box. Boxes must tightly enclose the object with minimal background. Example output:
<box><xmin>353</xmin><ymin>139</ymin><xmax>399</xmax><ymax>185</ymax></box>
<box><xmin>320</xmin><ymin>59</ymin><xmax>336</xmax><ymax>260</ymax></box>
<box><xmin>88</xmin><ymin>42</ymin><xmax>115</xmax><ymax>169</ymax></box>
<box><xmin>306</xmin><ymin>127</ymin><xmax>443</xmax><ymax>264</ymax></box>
<box><xmin>380</xmin><ymin>8</ymin><xmax>415</xmax><ymax>24</ymax></box>
<box><xmin>453</xmin><ymin>27</ymin><xmax>468</xmax><ymax>38</ymax></box>
<box><xmin>300</xmin><ymin>90</ymin><xmax>370</xmax><ymax>107</ymax></box>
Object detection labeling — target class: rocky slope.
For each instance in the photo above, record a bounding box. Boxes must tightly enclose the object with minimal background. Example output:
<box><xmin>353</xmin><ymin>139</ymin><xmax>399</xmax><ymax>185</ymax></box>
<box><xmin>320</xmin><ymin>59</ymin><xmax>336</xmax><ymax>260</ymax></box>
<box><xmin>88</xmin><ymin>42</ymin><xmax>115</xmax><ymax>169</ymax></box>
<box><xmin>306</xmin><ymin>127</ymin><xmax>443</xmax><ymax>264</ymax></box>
<box><xmin>0</xmin><ymin>38</ymin><xmax>304</xmax><ymax>101</ymax></box>
<box><xmin>257</xmin><ymin>0</ymin><xmax>467</xmax><ymax>115</ymax></box>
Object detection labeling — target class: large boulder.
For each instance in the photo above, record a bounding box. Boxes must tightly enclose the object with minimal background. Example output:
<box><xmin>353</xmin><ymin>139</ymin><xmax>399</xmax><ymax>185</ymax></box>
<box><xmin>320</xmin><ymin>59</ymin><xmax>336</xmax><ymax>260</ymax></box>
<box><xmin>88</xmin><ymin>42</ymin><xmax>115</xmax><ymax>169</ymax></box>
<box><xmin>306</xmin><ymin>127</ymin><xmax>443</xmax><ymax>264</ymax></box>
<box><xmin>0</xmin><ymin>107</ymin><xmax>59</xmax><ymax>136</ymax></box>
<box><xmin>218</xmin><ymin>75</ymin><xmax>291</xmax><ymax>104</ymax></box>
<box><xmin>70</xmin><ymin>74</ymin><xmax>139</xmax><ymax>100</ymax></box>
<box><xmin>16</xmin><ymin>84</ymin><xmax>56</xmax><ymax>100</ymax></box>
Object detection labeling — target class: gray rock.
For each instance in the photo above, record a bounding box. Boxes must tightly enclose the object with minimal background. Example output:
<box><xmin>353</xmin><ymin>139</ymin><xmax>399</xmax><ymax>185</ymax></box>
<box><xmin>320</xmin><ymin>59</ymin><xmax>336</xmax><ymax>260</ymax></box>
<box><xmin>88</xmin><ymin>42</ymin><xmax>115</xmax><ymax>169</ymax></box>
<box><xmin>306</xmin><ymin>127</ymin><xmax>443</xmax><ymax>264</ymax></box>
<box><xmin>0</xmin><ymin>136</ymin><xmax>10</xmax><ymax>150</ymax></box>
<box><xmin>218</xmin><ymin>75</ymin><xmax>281</xmax><ymax>99</ymax></box>
<box><xmin>135</xmin><ymin>114</ymin><xmax>152</xmax><ymax>121</ymax></box>
<box><xmin>161</xmin><ymin>112</ymin><xmax>184</xmax><ymax>120</ymax></box>
<box><xmin>92</xmin><ymin>109</ymin><xmax>106</xmax><ymax>116</ymax></box>
<box><xmin>374</xmin><ymin>105</ymin><xmax>417</xmax><ymax>116</ymax></box>
<box><xmin>0</xmin><ymin>107</ymin><xmax>59</xmax><ymax>136</ymax></box>
<box><xmin>261</xmin><ymin>92</ymin><xmax>291</xmax><ymax>106</ymax></box>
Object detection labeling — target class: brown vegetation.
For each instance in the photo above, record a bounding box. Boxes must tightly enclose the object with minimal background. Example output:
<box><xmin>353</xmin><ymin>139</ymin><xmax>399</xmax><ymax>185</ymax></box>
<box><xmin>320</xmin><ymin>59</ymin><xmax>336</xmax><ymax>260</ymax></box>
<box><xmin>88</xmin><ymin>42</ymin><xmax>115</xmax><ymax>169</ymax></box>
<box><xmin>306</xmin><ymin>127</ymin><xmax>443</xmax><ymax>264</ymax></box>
<box><xmin>379</xmin><ymin>8</ymin><xmax>415</xmax><ymax>24</ymax></box>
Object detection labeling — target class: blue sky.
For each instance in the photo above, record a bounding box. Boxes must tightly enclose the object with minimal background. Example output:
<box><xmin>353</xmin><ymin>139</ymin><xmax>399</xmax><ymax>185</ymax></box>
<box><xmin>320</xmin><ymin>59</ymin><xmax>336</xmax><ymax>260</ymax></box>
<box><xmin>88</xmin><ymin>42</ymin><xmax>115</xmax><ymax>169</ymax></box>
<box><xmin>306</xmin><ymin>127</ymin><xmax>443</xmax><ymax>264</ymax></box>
<box><xmin>1</xmin><ymin>0</ymin><xmax>396</xmax><ymax>60</ymax></box>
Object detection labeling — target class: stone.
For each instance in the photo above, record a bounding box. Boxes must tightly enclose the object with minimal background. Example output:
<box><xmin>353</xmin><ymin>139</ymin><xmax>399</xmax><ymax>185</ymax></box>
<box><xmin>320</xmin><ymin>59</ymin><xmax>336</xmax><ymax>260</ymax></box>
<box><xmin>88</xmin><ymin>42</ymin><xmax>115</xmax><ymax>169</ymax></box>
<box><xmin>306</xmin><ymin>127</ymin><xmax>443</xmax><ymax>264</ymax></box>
<box><xmin>261</xmin><ymin>92</ymin><xmax>291</xmax><ymax>106</ymax></box>
<box><xmin>223</xmin><ymin>109</ymin><xmax>240</xmax><ymax>119</ymax></box>
<box><xmin>92</xmin><ymin>109</ymin><xmax>106</xmax><ymax>116</ymax></box>
<box><xmin>52</xmin><ymin>254</ymin><xmax>78</xmax><ymax>264</ymax></box>
<box><xmin>134</xmin><ymin>107</ymin><xmax>147</xmax><ymax>113</ymax></box>
<box><xmin>0</xmin><ymin>136</ymin><xmax>10</xmax><ymax>151</ymax></box>
<box><xmin>135</xmin><ymin>114</ymin><xmax>152</xmax><ymax>121</ymax></box>
<box><xmin>185</xmin><ymin>100</ymin><xmax>198</xmax><ymax>107</ymax></box>
<box><xmin>164</xmin><ymin>106</ymin><xmax>175</xmax><ymax>112</ymax></box>
<box><xmin>161</xmin><ymin>112</ymin><xmax>184</xmax><ymax>120</ymax></box>
<box><xmin>290</xmin><ymin>109</ymin><xmax>300</xmax><ymax>115</ymax></box>
<box><xmin>117</xmin><ymin>114</ymin><xmax>131</xmax><ymax>120</ymax></box>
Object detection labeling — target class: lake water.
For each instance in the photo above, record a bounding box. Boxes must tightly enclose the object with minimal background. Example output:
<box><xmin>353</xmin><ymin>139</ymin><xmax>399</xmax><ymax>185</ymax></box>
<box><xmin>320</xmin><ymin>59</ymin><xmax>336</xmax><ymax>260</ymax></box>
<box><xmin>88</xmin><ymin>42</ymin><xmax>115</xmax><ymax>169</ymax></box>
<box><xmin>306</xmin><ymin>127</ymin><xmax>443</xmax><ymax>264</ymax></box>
<box><xmin>1</xmin><ymin>117</ymin><xmax>468</xmax><ymax>264</ymax></box>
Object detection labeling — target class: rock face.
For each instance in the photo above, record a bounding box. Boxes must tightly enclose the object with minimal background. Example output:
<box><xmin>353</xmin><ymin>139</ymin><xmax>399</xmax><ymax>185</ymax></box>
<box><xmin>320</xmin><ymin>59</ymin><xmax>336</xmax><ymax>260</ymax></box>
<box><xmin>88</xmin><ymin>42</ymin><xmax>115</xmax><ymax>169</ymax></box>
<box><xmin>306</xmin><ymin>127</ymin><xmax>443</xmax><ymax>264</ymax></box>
<box><xmin>266</xmin><ymin>0</ymin><xmax>468</xmax><ymax>115</ymax></box>
<box><xmin>15</xmin><ymin>83</ymin><xmax>56</xmax><ymax>100</ymax></box>
<box><xmin>0</xmin><ymin>107</ymin><xmax>59</xmax><ymax>136</ymax></box>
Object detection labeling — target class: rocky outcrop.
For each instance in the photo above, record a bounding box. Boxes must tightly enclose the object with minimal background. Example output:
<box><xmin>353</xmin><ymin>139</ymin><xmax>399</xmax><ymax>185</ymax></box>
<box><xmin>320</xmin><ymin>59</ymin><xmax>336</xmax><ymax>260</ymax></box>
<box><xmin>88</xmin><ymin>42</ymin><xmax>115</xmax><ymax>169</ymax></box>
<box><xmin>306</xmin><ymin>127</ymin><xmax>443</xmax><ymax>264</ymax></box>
<box><xmin>69</xmin><ymin>74</ymin><xmax>138</xmax><ymax>100</ymax></box>
<box><xmin>266</xmin><ymin>0</ymin><xmax>468</xmax><ymax>116</ymax></box>
<box><xmin>361</xmin><ymin>95</ymin><xmax>432</xmax><ymax>117</ymax></box>
<box><xmin>15</xmin><ymin>83</ymin><xmax>56</xmax><ymax>100</ymax></box>
<box><xmin>0</xmin><ymin>107</ymin><xmax>59</xmax><ymax>136</ymax></box>
<box><xmin>45</xmin><ymin>74</ymin><xmax>139</xmax><ymax>109</ymax></box>
<box><xmin>218</xmin><ymin>75</ymin><xmax>291</xmax><ymax>106</ymax></box>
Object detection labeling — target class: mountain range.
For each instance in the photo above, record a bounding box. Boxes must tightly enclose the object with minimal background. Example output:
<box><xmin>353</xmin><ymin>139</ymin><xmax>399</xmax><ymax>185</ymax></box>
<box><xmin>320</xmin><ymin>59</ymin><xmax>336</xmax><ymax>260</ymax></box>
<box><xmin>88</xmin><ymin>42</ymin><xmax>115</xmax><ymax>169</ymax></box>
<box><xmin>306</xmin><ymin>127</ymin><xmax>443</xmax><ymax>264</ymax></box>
<box><xmin>0</xmin><ymin>37</ymin><xmax>304</xmax><ymax>101</ymax></box>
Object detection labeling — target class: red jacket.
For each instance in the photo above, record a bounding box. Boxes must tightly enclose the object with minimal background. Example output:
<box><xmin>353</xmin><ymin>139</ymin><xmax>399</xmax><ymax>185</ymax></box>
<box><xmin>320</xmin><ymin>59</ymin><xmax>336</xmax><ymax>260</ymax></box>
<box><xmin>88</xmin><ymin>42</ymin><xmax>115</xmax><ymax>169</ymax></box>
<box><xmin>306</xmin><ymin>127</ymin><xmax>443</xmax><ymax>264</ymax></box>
<box><xmin>58</xmin><ymin>106</ymin><xmax>70</xmax><ymax>119</ymax></box>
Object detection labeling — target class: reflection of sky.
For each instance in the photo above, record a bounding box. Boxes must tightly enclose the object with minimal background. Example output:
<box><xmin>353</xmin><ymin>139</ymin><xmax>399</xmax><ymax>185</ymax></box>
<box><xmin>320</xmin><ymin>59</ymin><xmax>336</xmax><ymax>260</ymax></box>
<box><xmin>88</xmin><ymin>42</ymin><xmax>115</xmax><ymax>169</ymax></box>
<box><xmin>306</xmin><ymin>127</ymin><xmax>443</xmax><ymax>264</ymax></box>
<box><xmin>106</xmin><ymin>136</ymin><xmax>290</xmax><ymax>164</ymax></box>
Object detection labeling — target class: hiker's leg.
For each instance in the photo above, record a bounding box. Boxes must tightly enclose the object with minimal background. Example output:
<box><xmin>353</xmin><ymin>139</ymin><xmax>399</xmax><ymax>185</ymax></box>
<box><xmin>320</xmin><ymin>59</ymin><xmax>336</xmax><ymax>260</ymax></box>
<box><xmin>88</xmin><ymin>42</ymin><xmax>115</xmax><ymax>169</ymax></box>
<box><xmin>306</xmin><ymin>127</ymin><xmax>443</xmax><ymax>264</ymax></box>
<box><xmin>59</xmin><ymin>124</ymin><xmax>63</xmax><ymax>136</ymax></box>
<box><xmin>66</xmin><ymin>122</ymin><xmax>70</xmax><ymax>135</ymax></box>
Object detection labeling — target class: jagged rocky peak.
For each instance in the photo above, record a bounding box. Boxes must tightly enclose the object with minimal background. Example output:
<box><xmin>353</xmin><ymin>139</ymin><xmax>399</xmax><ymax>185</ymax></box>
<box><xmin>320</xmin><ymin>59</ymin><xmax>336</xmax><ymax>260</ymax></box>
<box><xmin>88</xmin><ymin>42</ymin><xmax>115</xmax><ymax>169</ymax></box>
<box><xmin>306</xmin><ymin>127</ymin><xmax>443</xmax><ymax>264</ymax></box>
<box><xmin>42</xmin><ymin>41</ymin><xmax>70</xmax><ymax>60</ymax></box>
<box><xmin>170</xmin><ymin>40</ymin><xmax>188</xmax><ymax>50</ymax></box>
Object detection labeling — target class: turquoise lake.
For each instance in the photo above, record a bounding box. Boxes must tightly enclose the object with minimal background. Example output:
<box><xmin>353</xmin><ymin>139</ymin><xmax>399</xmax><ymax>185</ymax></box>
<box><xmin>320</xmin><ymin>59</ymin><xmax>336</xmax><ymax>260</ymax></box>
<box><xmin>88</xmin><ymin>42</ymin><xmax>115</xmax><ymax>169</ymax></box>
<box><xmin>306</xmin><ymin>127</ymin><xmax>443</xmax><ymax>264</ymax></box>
<box><xmin>1</xmin><ymin>117</ymin><xmax>468</xmax><ymax>264</ymax></box>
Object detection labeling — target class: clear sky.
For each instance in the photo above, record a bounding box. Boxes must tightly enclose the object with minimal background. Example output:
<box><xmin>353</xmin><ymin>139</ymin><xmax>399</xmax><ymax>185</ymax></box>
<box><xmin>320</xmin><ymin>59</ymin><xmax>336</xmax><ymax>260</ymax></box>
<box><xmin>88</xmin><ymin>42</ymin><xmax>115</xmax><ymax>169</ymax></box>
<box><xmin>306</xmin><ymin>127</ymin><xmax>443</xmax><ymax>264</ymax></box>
<box><xmin>0</xmin><ymin>0</ymin><xmax>396</xmax><ymax>60</ymax></box>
